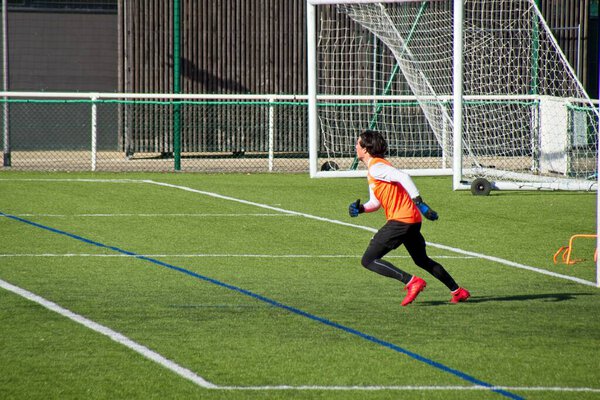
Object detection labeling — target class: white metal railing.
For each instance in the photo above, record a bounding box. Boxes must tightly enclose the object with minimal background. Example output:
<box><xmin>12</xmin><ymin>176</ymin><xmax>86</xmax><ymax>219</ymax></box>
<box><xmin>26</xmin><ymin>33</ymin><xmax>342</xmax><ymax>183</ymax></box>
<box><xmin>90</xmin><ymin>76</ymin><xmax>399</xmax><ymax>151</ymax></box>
<box><xmin>0</xmin><ymin>91</ymin><xmax>309</xmax><ymax>172</ymax></box>
<box><xmin>1</xmin><ymin>91</ymin><xmax>598</xmax><ymax>173</ymax></box>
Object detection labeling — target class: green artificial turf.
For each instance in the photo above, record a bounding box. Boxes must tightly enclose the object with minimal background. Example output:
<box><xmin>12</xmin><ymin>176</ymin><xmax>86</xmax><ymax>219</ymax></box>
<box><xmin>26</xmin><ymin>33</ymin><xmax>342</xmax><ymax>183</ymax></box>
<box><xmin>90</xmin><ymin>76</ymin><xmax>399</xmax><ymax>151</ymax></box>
<box><xmin>0</xmin><ymin>171</ymin><xmax>598</xmax><ymax>400</ymax></box>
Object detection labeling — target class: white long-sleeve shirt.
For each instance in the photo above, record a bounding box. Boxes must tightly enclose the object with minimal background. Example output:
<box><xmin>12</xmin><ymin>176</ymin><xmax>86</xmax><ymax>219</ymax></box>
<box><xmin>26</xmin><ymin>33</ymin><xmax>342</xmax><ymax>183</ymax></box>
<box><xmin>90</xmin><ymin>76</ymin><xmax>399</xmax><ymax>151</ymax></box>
<box><xmin>362</xmin><ymin>158</ymin><xmax>422</xmax><ymax>223</ymax></box>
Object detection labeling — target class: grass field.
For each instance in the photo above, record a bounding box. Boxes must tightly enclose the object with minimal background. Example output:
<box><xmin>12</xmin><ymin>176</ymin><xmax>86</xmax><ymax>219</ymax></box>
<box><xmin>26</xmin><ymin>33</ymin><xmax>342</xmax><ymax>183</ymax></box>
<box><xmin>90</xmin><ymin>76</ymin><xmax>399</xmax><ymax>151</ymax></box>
<box><xmin>0</xmin><ymin>171</ymin><xmax>598</xmax><ymax>400</ymax></box>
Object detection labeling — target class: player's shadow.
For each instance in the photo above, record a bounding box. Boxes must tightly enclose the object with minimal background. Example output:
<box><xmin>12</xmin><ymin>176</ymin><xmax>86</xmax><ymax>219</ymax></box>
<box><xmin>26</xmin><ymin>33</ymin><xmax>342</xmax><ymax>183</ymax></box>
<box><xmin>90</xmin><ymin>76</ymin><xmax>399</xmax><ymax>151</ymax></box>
<box><xmin>420</xmin><ymin>292</ymin><xmax>594</xmax><ymax>306</ymax></box>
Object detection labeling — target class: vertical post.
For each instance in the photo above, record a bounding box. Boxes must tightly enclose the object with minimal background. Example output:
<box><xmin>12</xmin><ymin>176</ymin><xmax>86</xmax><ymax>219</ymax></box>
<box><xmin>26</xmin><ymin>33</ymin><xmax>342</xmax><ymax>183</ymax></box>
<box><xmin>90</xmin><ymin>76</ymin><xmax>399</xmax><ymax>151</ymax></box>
<box><xmin>452</xmin><ymin>0</ymin><xmax>463</xmax><ymax>190</ymax></box>
<box><xmin>173</xmin><ymin>0</ymin><xmax>181</xmax><ymax>171</ymax></box>
<box><xmin>268</xmin><ymin>97</ymin><xmax>275</xmax><ymax>172</ymax></box>
<box><xmin>442</xmin><ymin>116</ymin><xmax>448</xmax><ymax>168</ymax></box>
<box><xmin>2</xmin><ymin>0</ymin><xmax>9</xmax><ymax>167</ymax></box>
<box><xmin>307</xmin><ymin>1</ymin><xmax>318</xmax><ymax>177</ymax></box>
<box><xmin>91</xmin><ymin>96</ymin><xmax>98</xmax><ymax>171</ymax></box>
<box><xmin>530</xmin><ymin>0</ymin><xmax>544</xmax><ymax>177</ymax></box>
<box><xmin>597</xmin><ymin>51</ymin><xmax>599</xmax><ymax>288</ymax></box>
<box><xmin>577</xmin><ymin>23</ymin><xmax>582</xmax><ymax>79</ymax></box>
<box><xmin>531</xmin><ymin>0</ymin><xmax>540</xmax><ymax>95</ymax></box>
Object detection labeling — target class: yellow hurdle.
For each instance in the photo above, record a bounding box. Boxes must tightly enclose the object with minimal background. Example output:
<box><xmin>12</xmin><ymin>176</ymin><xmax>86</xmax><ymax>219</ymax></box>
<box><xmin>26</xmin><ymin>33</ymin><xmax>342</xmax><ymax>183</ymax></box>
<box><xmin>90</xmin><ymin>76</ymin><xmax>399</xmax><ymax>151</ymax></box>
<box><xmin>553</xmin><ymin>234</ymin><xmax>598</xmax><ymax>265</ymax></box>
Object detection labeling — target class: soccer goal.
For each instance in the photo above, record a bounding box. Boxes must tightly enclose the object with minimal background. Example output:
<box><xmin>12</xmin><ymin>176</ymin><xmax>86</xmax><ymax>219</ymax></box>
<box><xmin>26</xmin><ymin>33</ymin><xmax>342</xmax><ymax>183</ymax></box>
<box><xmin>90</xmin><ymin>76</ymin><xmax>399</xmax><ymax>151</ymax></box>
<box><xmin>306</xmin><ymin>0</ymin><xmax>599</xmax><ymax>193</ymax></box>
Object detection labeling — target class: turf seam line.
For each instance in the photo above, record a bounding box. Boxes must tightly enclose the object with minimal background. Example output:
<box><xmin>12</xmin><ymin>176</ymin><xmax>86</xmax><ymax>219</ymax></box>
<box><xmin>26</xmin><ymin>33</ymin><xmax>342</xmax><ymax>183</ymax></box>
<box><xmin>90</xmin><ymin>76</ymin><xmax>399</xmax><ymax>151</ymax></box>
<box><xmin>0</xmin><ymin>253</ymin><xmax>474</xmax><ymax>259</ymax></box>
<box><xmin>0</xmin><ymin>210</ymin><xmax>523</xmax><ymax>400</ymax></box>
<box><xmin>0</xmin><ymin>178</ymin><xmax>143</xmax><ymax>183</ymax></box>
<box><xmin>145</xmin><ymin>180</ymin><xmax>597</xmax><ymax>288</ymax></box>
<box><xmin>10</xmin><ymin>213</ymin><xmax>294</xmax><ymax>217</ymax></box>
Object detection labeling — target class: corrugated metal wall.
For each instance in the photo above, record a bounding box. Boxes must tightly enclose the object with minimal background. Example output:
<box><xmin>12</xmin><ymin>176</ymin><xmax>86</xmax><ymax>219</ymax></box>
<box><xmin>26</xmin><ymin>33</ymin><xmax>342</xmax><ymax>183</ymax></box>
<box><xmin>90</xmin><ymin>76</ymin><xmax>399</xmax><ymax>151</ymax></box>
<box><xmin>540</xmin><ymin>0</ymin><xmax>591</xmax><ymax>81</ymax></box>
<box><xmin>119</xmin><ymin>0</ymin><xmax>306</xmax><ymax>94</ymax></box>
<box><xmin>118</xmin><ymin>0</ymin><xmax>307</xmax><ymax>155</ymax></box>
<box><xmin>118</xmin><ymin>0</ymin><xmax>593</xmax><ymax>94</ymax></box>
<box><xmin>117</xmin><ymin>0</ymin><xmax>595</xmax><ymax>155</ymax></box>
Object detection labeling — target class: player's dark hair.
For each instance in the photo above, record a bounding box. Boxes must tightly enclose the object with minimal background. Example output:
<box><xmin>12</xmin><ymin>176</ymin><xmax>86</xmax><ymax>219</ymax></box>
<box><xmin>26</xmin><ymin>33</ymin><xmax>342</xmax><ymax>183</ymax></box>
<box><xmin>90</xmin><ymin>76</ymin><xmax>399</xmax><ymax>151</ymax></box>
<box><xmin>359</xmin><ymin>130</ymin><xmax>388</xmax><ymax>158</ymax></box>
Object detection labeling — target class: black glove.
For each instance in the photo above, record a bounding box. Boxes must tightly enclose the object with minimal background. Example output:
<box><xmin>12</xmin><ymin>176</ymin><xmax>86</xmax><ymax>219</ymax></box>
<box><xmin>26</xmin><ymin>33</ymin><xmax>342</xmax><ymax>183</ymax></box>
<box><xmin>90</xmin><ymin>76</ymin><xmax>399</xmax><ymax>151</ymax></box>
<box><xmin>413</xmin><ymin>196</ymin><xmax>438</xmax><ymax>221</ymax></box>
<box><xmin>348</xmin><ymin>199</ymin><xmax>365</xmax><ymax>217</ymax></box>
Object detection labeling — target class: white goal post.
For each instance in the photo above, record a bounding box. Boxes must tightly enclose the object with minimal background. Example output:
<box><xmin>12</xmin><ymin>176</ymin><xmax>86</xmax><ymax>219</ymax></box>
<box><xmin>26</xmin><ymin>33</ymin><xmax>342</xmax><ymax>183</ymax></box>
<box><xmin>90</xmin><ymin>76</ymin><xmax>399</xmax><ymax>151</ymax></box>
<box><xmin>306</xmin><ymin>0</ymin><xmax>599</xmax><ymax>193</ymax></box>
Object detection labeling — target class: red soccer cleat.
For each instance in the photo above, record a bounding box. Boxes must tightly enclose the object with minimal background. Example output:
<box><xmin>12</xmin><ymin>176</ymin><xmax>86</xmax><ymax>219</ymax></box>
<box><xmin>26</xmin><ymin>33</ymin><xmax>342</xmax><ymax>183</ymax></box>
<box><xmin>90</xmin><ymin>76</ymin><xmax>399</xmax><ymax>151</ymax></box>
<box><xmin>450</xmin><ymin>287</ymin><xmax>470</xmax><ymax>303</ymax></box>
<box><xmin>401</xmin><ymin>276</ymin><xmax>427</xmax><ymax>306</ymax></box>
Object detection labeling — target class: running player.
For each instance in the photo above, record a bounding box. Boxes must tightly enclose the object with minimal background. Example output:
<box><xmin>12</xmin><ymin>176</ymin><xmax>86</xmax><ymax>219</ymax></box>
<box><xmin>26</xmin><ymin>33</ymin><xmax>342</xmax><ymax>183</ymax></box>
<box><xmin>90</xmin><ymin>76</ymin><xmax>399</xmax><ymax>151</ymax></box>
<box><xmin>349</xmin><ymin>130</ymin><xmax>470</xmax><ymax>306</ymax></box>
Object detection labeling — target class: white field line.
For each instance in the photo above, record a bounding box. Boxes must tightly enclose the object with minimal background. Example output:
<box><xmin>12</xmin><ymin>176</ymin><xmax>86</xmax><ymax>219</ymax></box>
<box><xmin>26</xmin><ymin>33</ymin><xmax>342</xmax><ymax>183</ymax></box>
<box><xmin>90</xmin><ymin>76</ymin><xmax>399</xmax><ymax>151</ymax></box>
<box><xmin>0</xmin><ymin>277</ymin><xmax>218</xmax><ymax>389</ymax></box>
<box><xmin>1</xmin><ymin>177</ymin><xmax>596</xmax><ymax>286</ymax></box>
<box><xmin>2</xmin><ymin>178</ymin><xmax>600</xmax><ymax>394</ymax></box>
<box><xmin>1</xmin><ymin>276</ymin><xmax>598</xmax><ymax>395</ymax></box>
<box><xmin>0</xmin><ymin>253</ymin><xmax>474</xmax><ymax>259</ymax></box>
<box><xmin>145</xmin><ymin>180</ymin><xmax>598</xmax><ymax>288</ymax></box>
<box><xmin>217</xmin><ymin>385</ymin><xmax>600</xmax><ymax>392</ymax></box>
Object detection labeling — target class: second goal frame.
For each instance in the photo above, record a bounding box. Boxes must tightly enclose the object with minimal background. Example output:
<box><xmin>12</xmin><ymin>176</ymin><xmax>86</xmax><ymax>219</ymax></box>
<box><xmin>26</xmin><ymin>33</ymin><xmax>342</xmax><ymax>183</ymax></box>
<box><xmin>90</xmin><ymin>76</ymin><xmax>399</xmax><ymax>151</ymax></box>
<box><xmin>306</xmin><ymin>0</ymin><xmax>598</xmax><ymax>193</ymax></box>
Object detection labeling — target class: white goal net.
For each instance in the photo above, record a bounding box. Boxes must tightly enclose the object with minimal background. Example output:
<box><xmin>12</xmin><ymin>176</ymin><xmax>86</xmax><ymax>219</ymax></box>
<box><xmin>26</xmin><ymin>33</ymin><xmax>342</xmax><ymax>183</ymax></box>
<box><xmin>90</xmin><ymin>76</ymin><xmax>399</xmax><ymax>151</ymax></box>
<box><xmin>307</xmin><ymin>0</ymin><xmax>599</xmax><ymax>192</ymax></box>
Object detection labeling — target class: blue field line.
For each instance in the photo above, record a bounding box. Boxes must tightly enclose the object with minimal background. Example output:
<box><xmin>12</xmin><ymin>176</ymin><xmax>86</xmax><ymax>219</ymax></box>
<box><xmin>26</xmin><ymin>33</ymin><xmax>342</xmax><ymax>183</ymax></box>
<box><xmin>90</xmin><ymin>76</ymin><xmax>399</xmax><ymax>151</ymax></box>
<box><xmin>1</xmin><ymin>211</ymin><xmax>523</xmax><ymax>400</ymax></box>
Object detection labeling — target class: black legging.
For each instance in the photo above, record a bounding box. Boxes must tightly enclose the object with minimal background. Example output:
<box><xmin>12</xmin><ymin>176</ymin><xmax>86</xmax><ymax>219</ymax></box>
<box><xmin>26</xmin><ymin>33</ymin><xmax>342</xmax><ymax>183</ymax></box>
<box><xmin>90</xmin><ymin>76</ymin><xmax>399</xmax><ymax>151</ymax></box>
<box><xmin>360</xmin><ymin>221</ymin><xmax>459</xmax><ymax>291</ymax></box>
